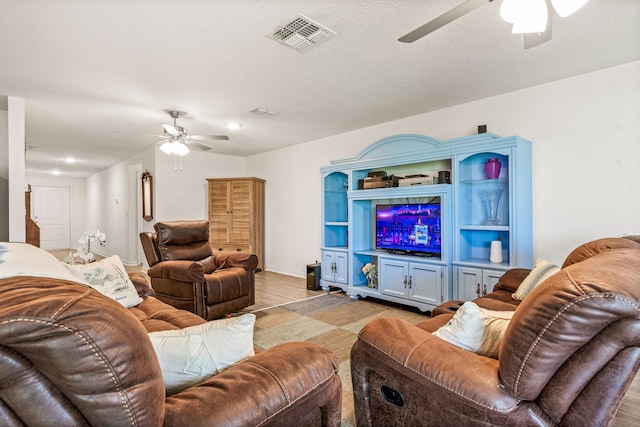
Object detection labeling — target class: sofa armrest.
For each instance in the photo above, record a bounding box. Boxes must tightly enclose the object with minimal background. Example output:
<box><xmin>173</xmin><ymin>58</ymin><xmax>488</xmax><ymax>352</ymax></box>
<box><xmin>147</xmin><ymin>260</ymin><xmax>206</xmax><ymax>283</ymax></box>
<box><xmin>215</xmin><ymin>253</ymin><xmax>259</xmax><ymax>272</ymax></box>
<box><xmin>164</xmin><ymin>342</ymin><xmax>342</xmax><ymax>426</ymax></box>
<box><xmin>352</xmin><ymin>317</ymin><xmax>520</xmax><ymax>412</ymax></box>
<box><xmin>492</xmin><ymin>268</ymin><xmax>531</xmax><ymax>293</ymax></box>
<box><xmin>127</xmin><ymin>271</ymin><xmax>156</xmax><ymax>297</ymax></box>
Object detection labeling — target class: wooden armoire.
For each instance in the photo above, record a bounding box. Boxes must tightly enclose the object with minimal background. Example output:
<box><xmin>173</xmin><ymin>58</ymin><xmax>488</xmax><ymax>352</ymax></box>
<box><xmin>207</xmin><ymin>177</ymin><xmax>265</xmax><ymax>271</ymax></box>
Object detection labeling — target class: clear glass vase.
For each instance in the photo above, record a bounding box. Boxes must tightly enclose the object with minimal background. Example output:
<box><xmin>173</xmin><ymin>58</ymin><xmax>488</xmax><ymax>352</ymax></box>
<box><xmin>367</xmin><ymin>277</ymin><xmax>377</xmax><ymax>288</ymax></box>
<box><xmin>481</xmin><ymin>189</ymin><xmax>503</xmax><ymax>225</ymax></box>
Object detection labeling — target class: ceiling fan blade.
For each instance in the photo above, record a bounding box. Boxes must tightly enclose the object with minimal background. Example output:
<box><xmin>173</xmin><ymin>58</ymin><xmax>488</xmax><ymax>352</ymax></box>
<box><xmin>162</xmin><ymin>123</ymin><xmax>187</xmax><ymax>136</ymax></box>
<box><xmin>398</xmin><ymin>0</ymin><xmax>491</xmax><ymax>43</ymax></box>
<box><xmin>523</xmin><ymin>5</ymin><xmax>553</xmax><ymax>49</ymax></box>
<box><xmin>162</xmin><ymin>123</ymin><xmax>179</xmax><ymax>136</ymax></box>
<box><xmin>113</xmin><ymin>131</ymin><xmax>165</xmax><ymax>138</ymax></box>
<box><xmin>190</xmin><ymin>135</ymin><xmax>230</xmax><ymax>141</ymax></box>
<box><xmin>184</xmin><ymin>141</ymin><xmax>213</xmax><ymax>151</ymax></box>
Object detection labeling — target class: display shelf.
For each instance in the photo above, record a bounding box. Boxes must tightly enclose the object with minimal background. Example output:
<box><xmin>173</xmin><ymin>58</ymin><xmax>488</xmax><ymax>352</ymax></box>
<box><xmin>459</xmin><ymin>225</ymin><xmax>509</xmax><ymax>231</ymax></box>
<box><xmin>323</xmin><ymin>172</ymin><xmax>348</xmax><ymax>223</ymax></box>
<box><xmin>456</xmin><ymin>259</ymin><xmax>510</xmax><ymax>269</ymax></box>
<box><xmin>457</xmin><ymin>229</ymin><xmax>509</xmax><ymax>264</ymax></box>
<box><xmin>323</xmin><ymin>225</ymin><xmax>347</xmax><ymax>248</ymax></box>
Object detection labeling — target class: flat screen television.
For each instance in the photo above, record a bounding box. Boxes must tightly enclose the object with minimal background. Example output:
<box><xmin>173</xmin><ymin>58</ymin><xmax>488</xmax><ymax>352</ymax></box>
<box><xmin>375</xmin><ymin>200</ymin><xmax>442</xmax><ymax>258</ymax></box>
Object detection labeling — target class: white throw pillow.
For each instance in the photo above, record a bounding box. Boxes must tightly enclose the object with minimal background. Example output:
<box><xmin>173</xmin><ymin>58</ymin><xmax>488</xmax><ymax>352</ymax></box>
<box><xmin>149</xmin><ymin>314</ymin><xmax>256</xmax><ymax>396</ymax></box>
<box><xmin>432</xmin><ymin>301</ymin><xmax>514</xmax><ymax>359</ymax></box>
<box><xmin>512</xmin><ymin>258</ymin><xmax>560</xmax><ymax>301</ymax></box>
<box><xmin>63</xmin><ymin>255</ymin><xmax>143</xmax><ymax>307</ymax></box>
<box><xmin>0</xmin><ymin>242</ymin><xmax>84</xmax><ymax>283</ymax></box>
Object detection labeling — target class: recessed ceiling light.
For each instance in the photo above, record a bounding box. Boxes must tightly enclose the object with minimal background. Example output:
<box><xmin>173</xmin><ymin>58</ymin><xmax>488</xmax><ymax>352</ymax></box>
<box><xmin>226</xmin><ymin>122</ymin><xmax>241</xmax><ymax>130</ymax></box>
<box><xmin>64</xmin><ymin>157</ymin><xmax>75</xmax><ymax>164</ymax></box>
<box><xmin>52</xmin><ymin>169</ymin><xmax>61</xmax><ymax>175</ymax></box>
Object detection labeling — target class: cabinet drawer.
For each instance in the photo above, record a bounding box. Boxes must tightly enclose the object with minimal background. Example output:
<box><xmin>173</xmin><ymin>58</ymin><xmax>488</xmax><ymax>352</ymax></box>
<box><xmin>212</xmin><ymin>244</ymin><xmax>254</xmax><ymax>255</ymax></box>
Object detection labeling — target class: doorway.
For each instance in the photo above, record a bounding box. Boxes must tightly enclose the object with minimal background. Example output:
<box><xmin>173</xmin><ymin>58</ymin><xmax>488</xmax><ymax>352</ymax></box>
<box><xmin>32</xmin><ymin>186</ymin><xmax>71</xmax><ymax>250</ymax></box>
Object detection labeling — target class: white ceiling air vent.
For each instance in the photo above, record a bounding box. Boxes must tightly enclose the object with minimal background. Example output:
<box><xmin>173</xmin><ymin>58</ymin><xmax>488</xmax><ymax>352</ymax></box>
<box><xmin>250</xmin><ymin>107</ymin><xmax>278</xmax><ymax>118</ymax></box>
<box><xmin>268</xmin><ymin>14</ymin><xmax>336</xmax><ymax>52</ymax></box>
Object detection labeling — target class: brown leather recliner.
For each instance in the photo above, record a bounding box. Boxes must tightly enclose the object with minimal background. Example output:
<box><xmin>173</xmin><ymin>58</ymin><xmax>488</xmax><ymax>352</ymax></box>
<box><xmin>140</xmin><ymin>220</ymin><xmax>257</xmax><ymax>320</ymax></box>
<box><xmin>351</xmin><ymin>236</ymin><xmax>640</xmax><ymax>426</ymax></box>
<box><xmin>0</xmin><ymin>245</ymin><xmax>342</xmax><ymax>426</ymax></box>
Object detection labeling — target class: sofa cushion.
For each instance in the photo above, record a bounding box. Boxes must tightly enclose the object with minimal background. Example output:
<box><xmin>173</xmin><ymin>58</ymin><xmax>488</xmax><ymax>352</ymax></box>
<box><xmin>148</xmin><ymin>313</ymin><xmax>256</xmax><ymax>395</ymax></box>
<box><xmin>512</xmin><ymin>258</ymin><xmax>559</xmax><ymax>301</ymax></box>
<box><xmin>432</xmin><ymin>301</ymin><xmax>514</xmax><ymax>358</ymax></box>
<box><xmin>64</xmin><ymin>255</ymin><xmax>143</xmax><ymax>308</ymax></box>
<box><xmin>129</xmin><ymin>296</ymin><xmax>207</xmax><ymax>332</ymax></box>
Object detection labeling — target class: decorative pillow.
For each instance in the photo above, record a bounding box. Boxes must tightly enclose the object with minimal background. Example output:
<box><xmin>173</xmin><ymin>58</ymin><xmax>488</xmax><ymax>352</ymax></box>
<box><xmin>0</xmin><ymin>242</ymin><xmax>84</xmax><ymax>283</ymax></box>
<box><xmin>63</xmin><ymin>255</ymin><xmax>143</xmax><ymax>308</ymax></box>
<box><xmin>148</xmin><ymin>314</ymin><xmax>256</xmax><ymax>395</ymax></box>
<box><xmin>432</xmin><ymin>301</ymin><xmax>514</xmax><ymax>359</ymax></box>
<box><xmin>512</xmin><ymin>258</ymin><xmax>560</xmax><ymax>301</ymax></box>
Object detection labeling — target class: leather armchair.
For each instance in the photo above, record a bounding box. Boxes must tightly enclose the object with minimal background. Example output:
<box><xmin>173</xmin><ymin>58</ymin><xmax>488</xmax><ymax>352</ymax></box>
<box><xmin>140</xmin><ymin>220</ymin><xmax>257</xmax><ymax>320</ymax></box>
<box><xmin>351</xmin><ymin>237</ymin><xmax>640</xmax><ymax>426</ymax></box>
<box><xmin>0</xmin><ymin>258</ymin><xmax>342</xmax><ymax>426</ymax></box>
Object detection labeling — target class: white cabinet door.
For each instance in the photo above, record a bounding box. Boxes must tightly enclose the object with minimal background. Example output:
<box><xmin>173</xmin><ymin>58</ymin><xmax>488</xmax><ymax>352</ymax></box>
<box><xmin>322</xmin><ymin>251</ymin><xmax>337</xmax><ymax>282</ymax></box>
<box><xmin>457</xmin><ymin>267</ymin><xmax>482</xmax><ymax>301</ymax></box>
<box><xmin>334</xmin><ymin>251</ymin><xmax>348</xmax><ymax>285</ymax></box>
<box><xmin>381</xmin><ymin>259</ymin><xmax>442</xmax><ymax>306</ymax></box>
<box><xmin>456</xmin><ymin>267</ymin><xmax>504</xmax><ymax>301</ymax></box>
<box><xmin>482</xmin><ymin>269</ymin><xmax>503</xmax><ymax>295</ymax></box>
<box><xmin>409</xmin><ymin>264</ymin><xmax>442</xmax><ymax>306</ymax></box>
<box><xmin>380</xmin><ymin>259</ymin><xmax>409</xmax><ymax>298</ymax></box>
<box><xmin>322</xmin><ymin>250</ymin><xmax>348</xmax><ymax>285</ymax></box>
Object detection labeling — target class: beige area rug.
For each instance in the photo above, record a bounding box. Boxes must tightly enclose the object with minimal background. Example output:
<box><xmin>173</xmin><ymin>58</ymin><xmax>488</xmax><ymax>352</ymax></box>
<box><xmin>250</xmin><ymin>292</ymin><xmax>430</xmax><ymax>427</ymax></box>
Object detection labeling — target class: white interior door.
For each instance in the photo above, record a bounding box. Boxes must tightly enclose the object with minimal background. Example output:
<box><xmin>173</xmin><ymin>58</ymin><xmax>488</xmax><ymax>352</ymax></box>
<box><xmin>32</xmin><ymin>186</ymin><xmax>71</xmax><ymax>250</ymax></box>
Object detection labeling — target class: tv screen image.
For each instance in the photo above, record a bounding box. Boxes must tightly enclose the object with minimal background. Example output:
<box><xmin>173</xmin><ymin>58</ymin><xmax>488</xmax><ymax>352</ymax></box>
<box><xmin>375</xmin><ymin>201</ymin><xmax>442</xmax><ymax>257</ymax></box>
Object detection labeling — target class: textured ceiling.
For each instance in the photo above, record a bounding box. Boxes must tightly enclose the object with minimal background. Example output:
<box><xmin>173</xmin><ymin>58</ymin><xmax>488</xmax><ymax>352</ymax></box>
<box><xmin>1</xmin><ymin>0</ymin><xmax>639</xmax><ymax>178</ymax></box>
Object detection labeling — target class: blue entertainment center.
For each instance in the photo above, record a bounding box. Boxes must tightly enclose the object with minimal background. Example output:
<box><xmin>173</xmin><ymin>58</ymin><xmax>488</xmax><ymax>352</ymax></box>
<box><xmin>320</xmin><ymin>133</ymin><xmax>533</xmax><ymax>312</ymax></box>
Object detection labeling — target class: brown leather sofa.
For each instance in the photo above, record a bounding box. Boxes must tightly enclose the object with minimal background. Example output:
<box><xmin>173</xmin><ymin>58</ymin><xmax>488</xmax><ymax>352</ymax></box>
<box><xmin>140</xmin><ymin>220</ymin><xmax>256</xmax><ymax>320</ymax></box>
<box><xmin>351</xmin><ymin>236</ymin><xmax>640</xmax><ymax>426</ymax></box>
<box><xmin>0</xmin><ymin>246</ymin><xmax>342</xmax><ymax>426</ymax></box>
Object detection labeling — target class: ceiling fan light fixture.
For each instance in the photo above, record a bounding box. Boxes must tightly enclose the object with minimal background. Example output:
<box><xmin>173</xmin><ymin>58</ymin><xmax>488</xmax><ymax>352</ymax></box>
<box><xmin>505</xmin><ymin>0</ymin><xmax>548</xmax><ymax>34</ymax></box>
<box><xmin>160</xmin><ymin>140</ymin><xmax>190</xmax><ymax>156</ymax></box>
<box><xmin>174</xmin><ymin>141</ymin><xmax>189</xmax><ymax>156</ymax></box>
<box><xmin>160</xmin><ymin>141</ymin><xmax>174</xmax><ymax>155</ymax></box>
<box><xmin>500</xmin><ymin>0</ymin><xmax>520</xmax><ymax>23</ymax></box>
<box><xmin>551</xmin><ymin>0</ymin><xmax>589</xmax><ymax>17</ymax></box>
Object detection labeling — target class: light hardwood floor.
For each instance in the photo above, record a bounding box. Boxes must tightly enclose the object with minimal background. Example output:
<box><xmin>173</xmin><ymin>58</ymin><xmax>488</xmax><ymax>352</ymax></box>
<box><xmin>48</xmin><ymin>252</ymin><xmax>639</xmax><ymax>425</ymax></box>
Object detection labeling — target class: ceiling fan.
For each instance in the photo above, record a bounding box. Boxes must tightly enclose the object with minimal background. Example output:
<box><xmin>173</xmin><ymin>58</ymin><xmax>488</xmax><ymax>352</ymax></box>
<box><xmin>156</xmin><ymin>110</ymin><xmax>229</xmax><ymax>155</ymax></box>
<box><xmin>398</xmin><ymin>0</ymin><xmax>589</xmax><ymax>49</ymax></box>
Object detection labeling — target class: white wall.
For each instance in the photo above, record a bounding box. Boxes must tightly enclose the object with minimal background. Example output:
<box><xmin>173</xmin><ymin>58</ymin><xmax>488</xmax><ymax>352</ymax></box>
<box><xmin>154</xmin><ymin>148</ymin><xmax>247</xmax><ymax>223</ymax></box>
<box><xmin>0</xmin><ymin>177</ymin><xmax>8</xmax><ymax>241</ymax></box>
<box><xmin>7</xmin><ymin>97</ymin><xmax>25</xmax><ymax>242</ymax></box>
<box><xmin>82</xmin><ymin>146</ymin><xmax>247</xmax><ymax>265</ymax></box>
<box><xmin>0</xmin><ymin>110</ymin><xmax>7</xmax><ymax>240</ymax></box>
<box><xmin>249</xmin><ymin>60</ymin><xmax>640</xmax><ymax>276</ymax></box>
